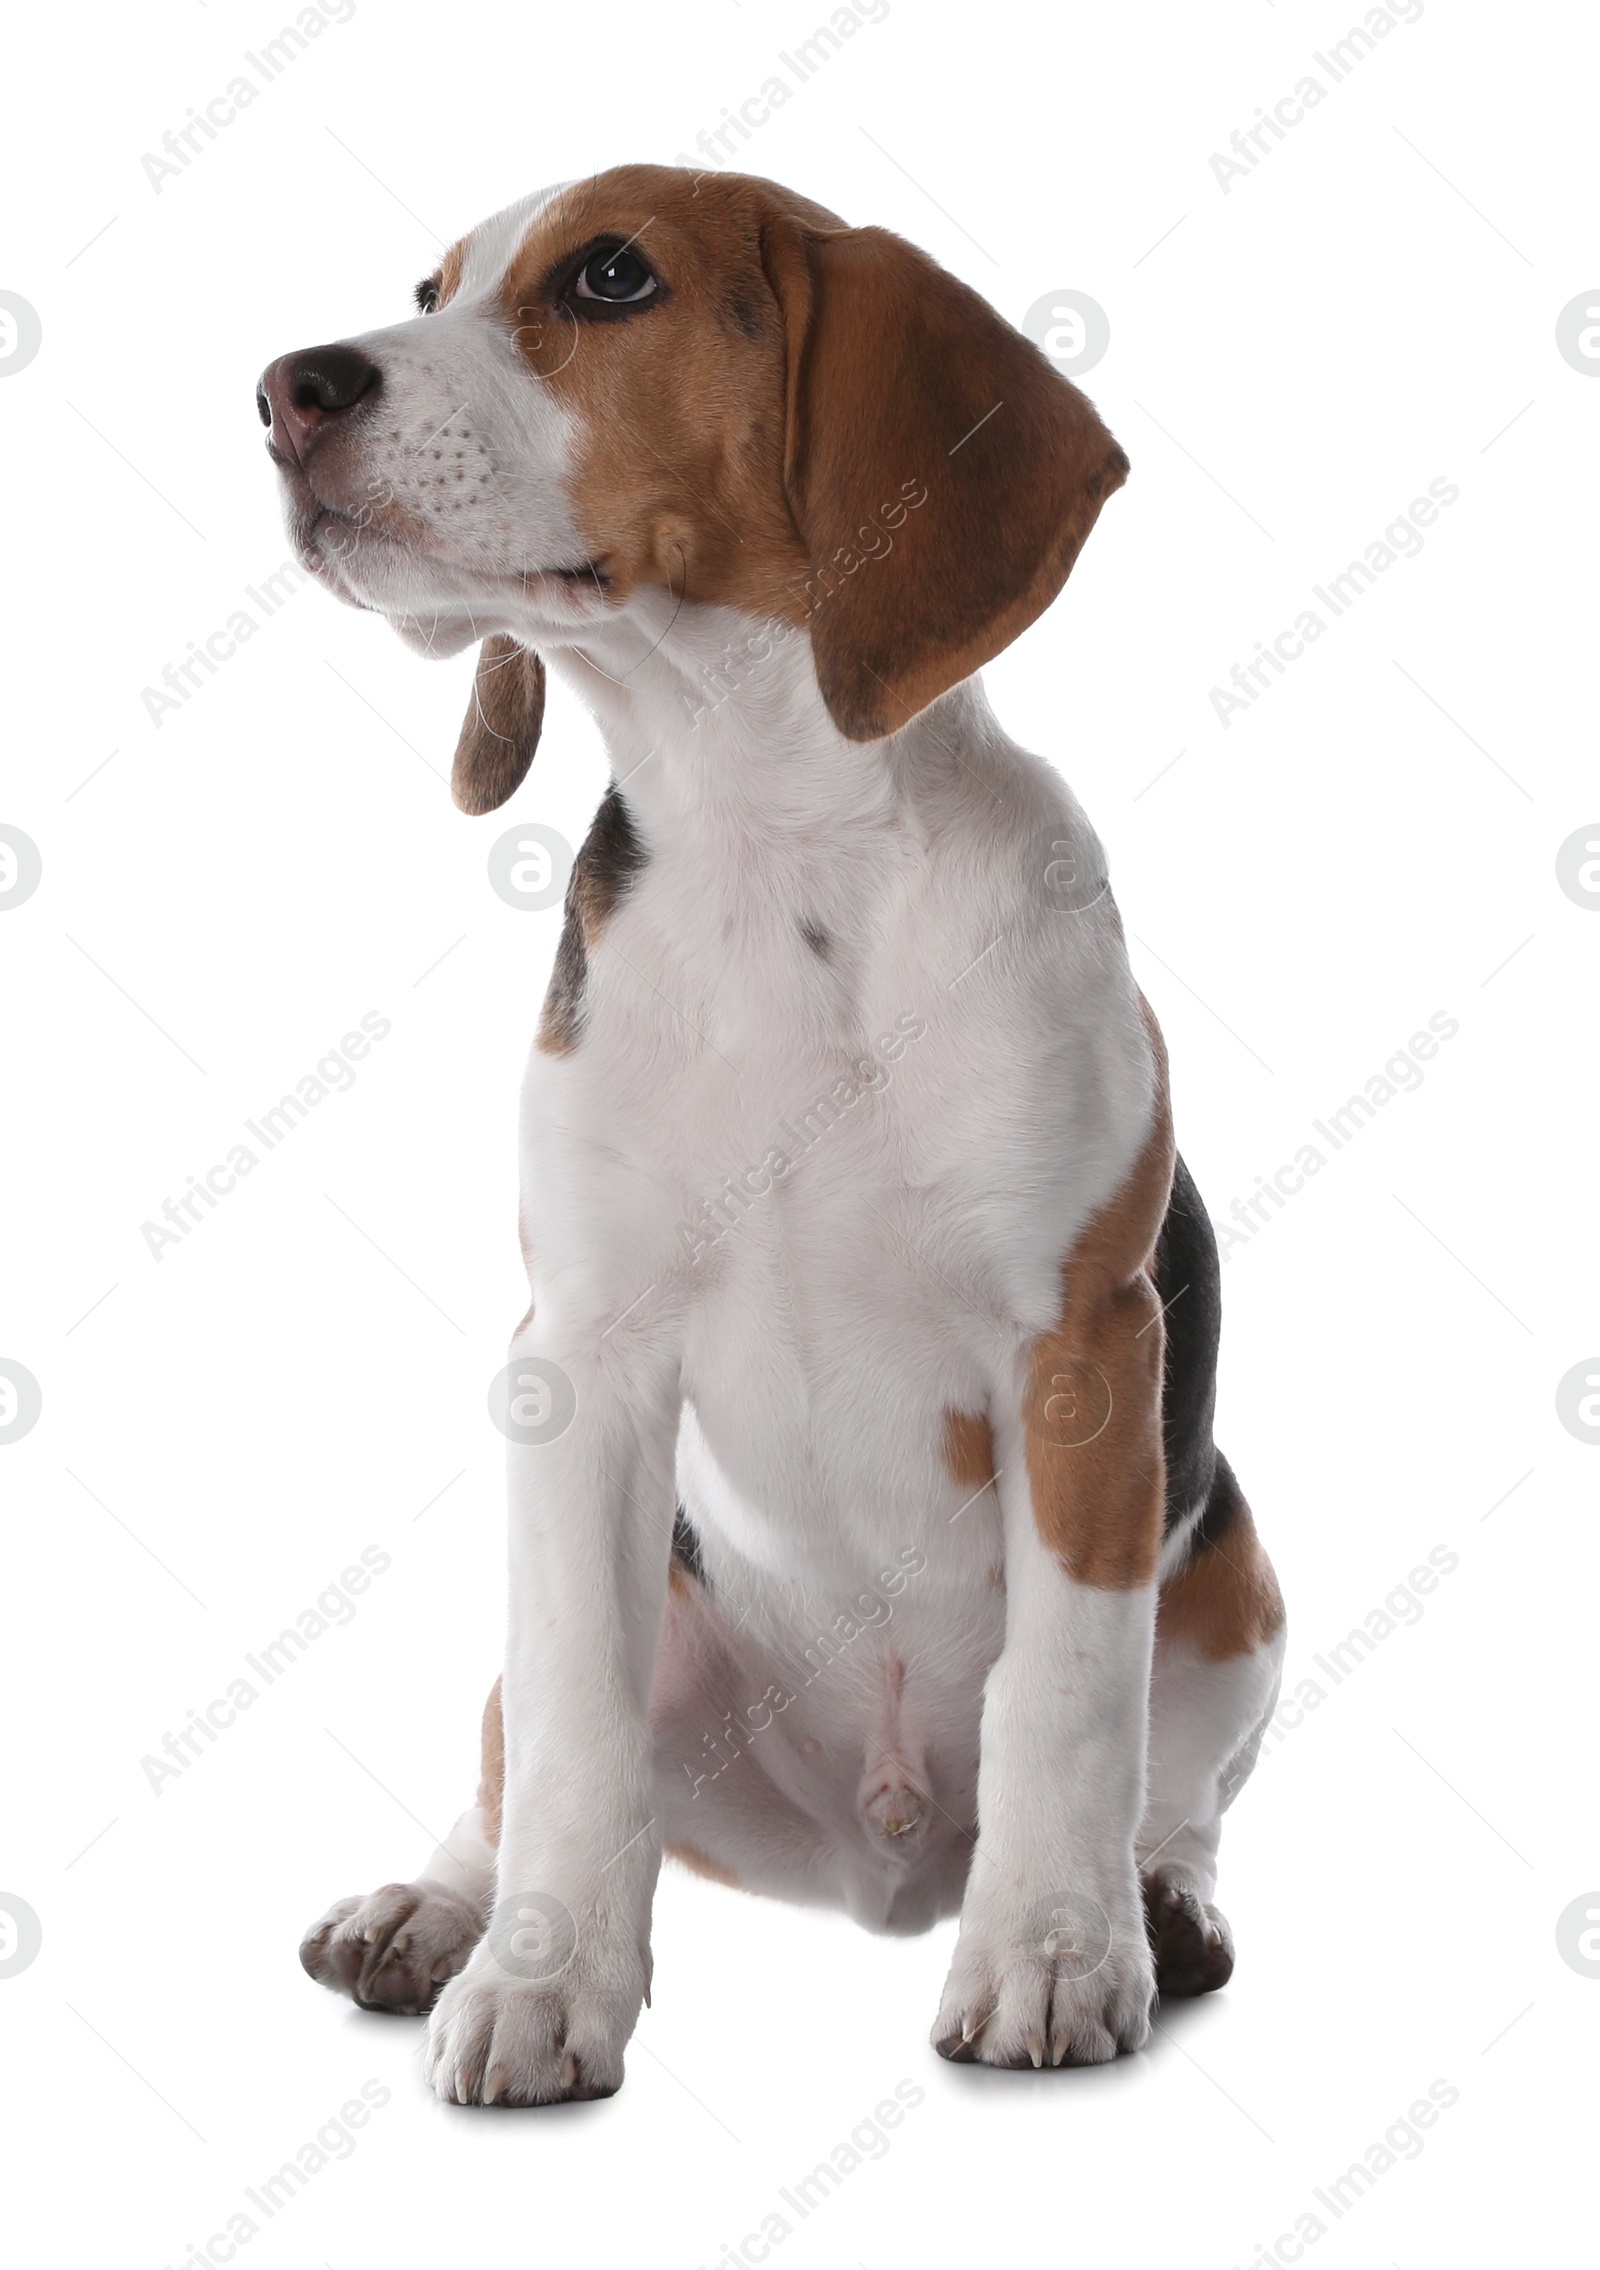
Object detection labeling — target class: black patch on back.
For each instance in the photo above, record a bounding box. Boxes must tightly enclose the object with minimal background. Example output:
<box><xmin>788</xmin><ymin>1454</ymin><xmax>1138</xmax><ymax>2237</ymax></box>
<box><xmin>539</xmin><ymin>908</ymin><xmax>590</xmax><ymax>1055</ymax></box>
<box><xmin>581</xmin><ymin>783</ymin><xmax>649</xmax><ymax>911</ymax></box>
<box><xmin>538</xmin><ymin>786</ymin><xmax>648</xmax><ymax>1052</ymax></box>
<box><xmin>1153</xmin><ymin>1152</ymin><xmax>1226</xmax><ymax>1537</ymax></box>
<box><xmin>1192</xmin><ymin>1447</ymin><xmax>1244</xmax><ymax>1552</ymax></box>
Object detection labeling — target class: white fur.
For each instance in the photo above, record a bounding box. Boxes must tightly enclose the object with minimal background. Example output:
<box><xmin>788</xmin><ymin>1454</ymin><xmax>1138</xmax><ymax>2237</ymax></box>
<box><xmin>279</xmin><ymin>195</ymin><xmax>1277</xmax><ymax>2100</ymax></box>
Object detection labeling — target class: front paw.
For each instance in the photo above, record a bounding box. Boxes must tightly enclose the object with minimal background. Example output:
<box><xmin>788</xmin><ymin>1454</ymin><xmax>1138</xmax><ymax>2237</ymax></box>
<box><xmin>423</xmin><ymin>1895</ymin><xmax>644</xmax><ymax>2106</ymax></box>
<box><xmin>425</xmin><ymin>1966</ymin><xmax>641</xmax><ymax>2105</ymax></box>
<box><xmin>933</xmin><ymin>1886</ymin><xmax>1155</xmax><ymax>2068</ymax></box>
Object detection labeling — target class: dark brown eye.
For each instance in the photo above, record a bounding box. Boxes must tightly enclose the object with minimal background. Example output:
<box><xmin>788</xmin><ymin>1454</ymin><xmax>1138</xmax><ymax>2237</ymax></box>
<box><xmin>571</xmin><ymin>245</ymin><xmax>657</xmax><ymax>305</ymax></box>
<box><xmin>414</xmin><ymin>276</ymin><xmax>440</xmax><ymax>314</ymax></box>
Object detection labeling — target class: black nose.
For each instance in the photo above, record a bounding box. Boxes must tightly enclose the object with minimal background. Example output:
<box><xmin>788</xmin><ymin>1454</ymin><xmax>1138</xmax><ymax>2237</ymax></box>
<box><xmin>287</xmin><ymin>343</ymin><xmax>382</xmax><ymax>413</ymax></box>
<box><xmin>258</xmin><ymin>344</ymin><xmax>382</xmax><ymax>460</ymax></box>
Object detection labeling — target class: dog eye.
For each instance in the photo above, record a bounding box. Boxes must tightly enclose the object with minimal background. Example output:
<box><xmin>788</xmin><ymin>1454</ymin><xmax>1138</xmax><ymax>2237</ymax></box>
<box><xmin>571</xmin><ymin>245</ymin><xmax>658</xmax><ymax>305</ymax></box>
<box><xmin>414</xmin><ymin>276</ymin><xmax>440</xmax><ymax>314</ymax></box>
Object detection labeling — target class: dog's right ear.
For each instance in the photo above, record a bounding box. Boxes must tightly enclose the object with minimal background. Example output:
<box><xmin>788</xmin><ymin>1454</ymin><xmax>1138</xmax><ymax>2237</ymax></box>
<box><xmin>758</xmin><ymin>213</ymin><xmax>1128</xmax><ymax>742</ymax></box>
<box><xmin>451</xmin><ymin>637</ymin><xmax>546</xmax><ymax>814</ymax></box>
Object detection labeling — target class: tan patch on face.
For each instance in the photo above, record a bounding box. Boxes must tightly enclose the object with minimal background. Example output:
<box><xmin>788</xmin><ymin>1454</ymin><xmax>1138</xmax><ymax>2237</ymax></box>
<box><xmin>477</xmin><ymin>1676</ymin><xmax>504</xmax><ymax>1846</ymax></box>
<box><xmin>943</xmin><ymin>1408</ymin><xmax>996</xmax><ymax>1491</ymax></box>
<box><xmin>1025</xmin><ymin>1002</ymin><xmax>1175</xmax><ymax>1589</ymax></box>
<box><xmin>500</xmin><ymin>168</ymin><xmax>818</xmax><ymax>620</ymax></box>
<box><xmin>666</xmin><ymin>1843</ymin><xmax>743</xmax><ymax>1890</ymax></box>
<box><xmin>488</xmin><ymin>165</ymin><xmax>1126</xmax><ymax>740</ymax></box>
<box><xmin>1159</xmin><ymin>1492</ymin><xmax>1284</xmax><ymax>1662</ymax></box>
<box><xmin>437</xmin><ymin>238</ymin><xmax>466</xmax><ymax>307</ymax></box>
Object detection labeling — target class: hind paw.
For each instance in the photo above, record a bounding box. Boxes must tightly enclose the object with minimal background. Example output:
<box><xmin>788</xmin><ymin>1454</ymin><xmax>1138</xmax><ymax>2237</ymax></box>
<box><xmin>1142</xmin><ymin>1866</ymin><xmax>1235</xmax><ymax>1998</ymax></box>
<box><xmin>299</xmin><ymin>1881</ymin><xmax>484</xmax><ymax>2014</ymax></box>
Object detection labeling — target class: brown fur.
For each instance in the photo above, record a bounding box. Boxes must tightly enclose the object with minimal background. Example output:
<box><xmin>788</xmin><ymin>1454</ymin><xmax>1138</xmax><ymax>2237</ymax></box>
<box><xmin>487</xmin><ymin>165</ymin><xmax>1126</xmax><ymax>742</ymax></box>
<box><xmin>451</xmin><ymin>635</ymin><xmax>545</xmax><ymax>814</ymax></box>
<box><xmin>502</xmin><ymin>169</ymin><xmax>817</xmax><ymax>628</ymax></box>
<box><xmin>943</xmin><ymin>1408</ymin><xmax>996</xmax><ymax>1491</ymax></box>
<box><xmin>758</xmin><ymin>212</ymin><xmax>1129</xmax><ymax>739</ymax></box>
<box><xmin>435</xmin><ymin>240</ymin><xmax>466</xmax><ymax>308</ymax></box>
<box><xmin>1158</xmin><ymin>1486</ymin><xmax>1285</xmax><ymax>1661</ymax></box>
<box><xmin>666</xmin><ymin>1844</ymin><xmax>743</xmax><ymax>1890</ymax></box>
<box><xmin>478</xmin><ymin>1676</ymin><xmax>504</xmax><ymax>1846</ymax></box>
<box><xmin>1024</xmin><ymin>1012</ymin><xmax>1175</xmax><ymax>1589</ymax></box>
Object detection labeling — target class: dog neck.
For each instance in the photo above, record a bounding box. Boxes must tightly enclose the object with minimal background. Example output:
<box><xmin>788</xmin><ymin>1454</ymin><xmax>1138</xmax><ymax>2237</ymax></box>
<box><xmin>540</xmin><ymin>590</ymin><xmax>991</xmax><ymax>857</ymax></box>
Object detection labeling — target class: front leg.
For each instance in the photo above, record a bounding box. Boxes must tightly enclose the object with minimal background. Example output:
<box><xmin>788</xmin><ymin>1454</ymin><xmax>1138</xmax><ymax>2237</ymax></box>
<box><xmin>426</xmin><ymin>1319</ymin><xmax>681</xmax><ymax>2106</ymax></box>
<box><xmin>935</xmin><ymin>1073</ymin><xmax>1173</xmax><ymax>2069</ymax></box>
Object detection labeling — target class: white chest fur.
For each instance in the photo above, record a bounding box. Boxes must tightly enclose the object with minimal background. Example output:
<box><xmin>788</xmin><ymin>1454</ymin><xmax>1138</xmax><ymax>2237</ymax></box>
<box><xmin>505</xmin><ymin>616</ymin><xmax>1157</xmax><ymax>1908</ymax></box>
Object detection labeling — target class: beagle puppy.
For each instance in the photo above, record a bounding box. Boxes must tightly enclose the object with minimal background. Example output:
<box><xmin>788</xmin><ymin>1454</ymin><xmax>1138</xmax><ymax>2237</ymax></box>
<box><xmin>262</xmin><ymin>165</ymin><xmax>1285</xmax><ymax>2104</ymax></box>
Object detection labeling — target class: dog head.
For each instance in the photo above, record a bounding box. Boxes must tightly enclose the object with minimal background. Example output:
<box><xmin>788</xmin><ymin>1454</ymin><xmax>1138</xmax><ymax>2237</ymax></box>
<box><xmin>257</xmin><ymin>164</ymin><xmax>1128</xmax><ymax>812</ymax></box>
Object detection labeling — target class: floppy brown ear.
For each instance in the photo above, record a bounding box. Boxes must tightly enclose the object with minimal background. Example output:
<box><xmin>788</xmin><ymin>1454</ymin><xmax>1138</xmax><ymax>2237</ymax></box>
<box><xmin>762</xmin><ymin>221</ymin><xmax>1129</xmax><ymax>741</ymax></box>
<box><xmin>451</xmin><ymin>636</ymin><xmax>546</xmax><ymax>814</ymax></box>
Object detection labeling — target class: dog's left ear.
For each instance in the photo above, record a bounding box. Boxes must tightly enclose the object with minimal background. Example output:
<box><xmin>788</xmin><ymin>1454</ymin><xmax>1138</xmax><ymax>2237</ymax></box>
<box><xmin>762</xmin><ymin>218</ymin><xmax>1129</xmax><ymax>741</ymax></box>
<box><xmin>451</xmin><ymin>637</ymin><xmax>546</xmax><ymax>814</ymax></box>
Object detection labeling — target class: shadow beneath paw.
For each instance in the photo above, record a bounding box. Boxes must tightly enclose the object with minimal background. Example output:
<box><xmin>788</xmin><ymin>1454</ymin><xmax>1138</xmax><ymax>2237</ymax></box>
<box><xmin>930</xmin><ymin>2041</ymin><xmax>1151</xmax><ymax>2094</ymax></box>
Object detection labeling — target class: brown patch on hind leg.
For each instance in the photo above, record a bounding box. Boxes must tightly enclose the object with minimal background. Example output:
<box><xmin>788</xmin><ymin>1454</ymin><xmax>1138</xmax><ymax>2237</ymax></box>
<box><xmin>478</xmin><ymin>1674</ymin><xmax>504</xmax><ymax>1845</ymax></box>
<box><xmin>1142</xmin><ymin>1865</ymin><xmax>1235</xmax><ymax>1998</ymax></box>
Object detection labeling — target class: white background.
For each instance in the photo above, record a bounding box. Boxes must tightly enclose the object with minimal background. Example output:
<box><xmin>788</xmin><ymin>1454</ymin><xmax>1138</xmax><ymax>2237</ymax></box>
<box><xmin>1</xmin><ymin>1</ymin><xmax>1595</xmax><ymax>2264</ymax></box>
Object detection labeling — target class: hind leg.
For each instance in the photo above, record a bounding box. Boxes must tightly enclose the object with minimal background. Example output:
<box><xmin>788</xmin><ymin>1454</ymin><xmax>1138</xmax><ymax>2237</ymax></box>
<box><xmin>299</xmin><ymin>1681</ymin><xmax>503</xmax><ymax>2014</ymax></box>
<box><xmin>1140</xmin><ymin>1462</ymin><xmax>1284</xmax><ymax>1997</ymax></box>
